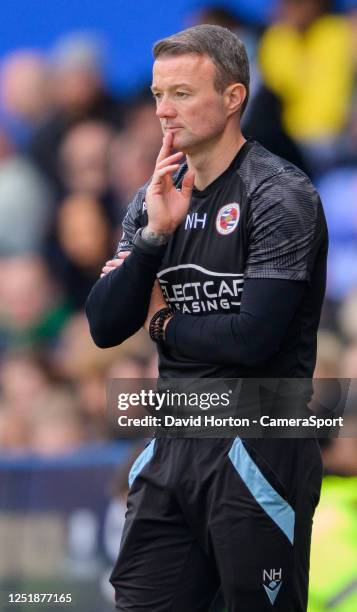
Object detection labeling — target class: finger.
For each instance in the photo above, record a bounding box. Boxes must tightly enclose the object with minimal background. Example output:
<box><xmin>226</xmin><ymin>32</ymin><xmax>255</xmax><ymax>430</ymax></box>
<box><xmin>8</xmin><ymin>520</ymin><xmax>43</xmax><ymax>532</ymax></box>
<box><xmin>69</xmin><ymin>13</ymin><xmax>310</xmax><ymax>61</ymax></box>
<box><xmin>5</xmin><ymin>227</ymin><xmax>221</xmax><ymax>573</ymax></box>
<box><xmin>155</xmin><ymin>164</ymin><xmax>180</xmax><ymax>178</ymax></box>
<box><xmin>180</xmin><ymin>170</ymin><xmax>195</xmax><ymax>200</ymax></box>
<box><xmin>115</xmin><ymin>250</ymin><xmax>131</xmax><ymax>260</ymax></box>
<box><xmin>156</xmin><ymin>151</ymin><xmax>184</xmax><ymax>170</ymax></box>
<box><xmin>149</xmin><ymin>163</ymin><xmax>180</xmax><ymax>188</ymax></box>
<box><xmin>156</xmin><ymin>132</ymin><xmax>173</xmax><ymax>164</ymax></box>
<box><xmin>101</xmin><ymin>260</ymin><xmax>124</xmax><ymax>274</ymax></box>
<box><xmin>101</xmin><ymin>266</ymin><xmax>120</xmax><ymax>275</ymax></box>
<box><xmin>149</xmin><ymin>165</ymin><xmax>180</xmax><ymax>188</ymax></box>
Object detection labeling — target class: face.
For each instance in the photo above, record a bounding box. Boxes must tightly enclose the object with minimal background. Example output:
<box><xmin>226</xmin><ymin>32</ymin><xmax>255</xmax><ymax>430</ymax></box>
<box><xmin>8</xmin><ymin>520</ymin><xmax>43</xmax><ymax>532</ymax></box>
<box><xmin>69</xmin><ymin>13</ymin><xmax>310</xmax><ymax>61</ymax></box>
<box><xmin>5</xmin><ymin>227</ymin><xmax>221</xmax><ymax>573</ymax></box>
<box><xmin>151</xmin><ymin>53</ymin><xmax>236</xmax><ymax>154</ymax></box>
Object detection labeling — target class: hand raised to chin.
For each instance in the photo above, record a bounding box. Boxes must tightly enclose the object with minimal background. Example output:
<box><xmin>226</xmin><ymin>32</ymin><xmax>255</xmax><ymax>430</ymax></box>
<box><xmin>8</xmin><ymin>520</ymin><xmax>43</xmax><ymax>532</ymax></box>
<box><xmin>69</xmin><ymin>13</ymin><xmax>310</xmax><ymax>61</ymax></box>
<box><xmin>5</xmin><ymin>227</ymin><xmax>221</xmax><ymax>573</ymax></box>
<box><xmin>145</xmin><ymin>132</ymin><xmax>195</xmax><ymax>239</ymax></box>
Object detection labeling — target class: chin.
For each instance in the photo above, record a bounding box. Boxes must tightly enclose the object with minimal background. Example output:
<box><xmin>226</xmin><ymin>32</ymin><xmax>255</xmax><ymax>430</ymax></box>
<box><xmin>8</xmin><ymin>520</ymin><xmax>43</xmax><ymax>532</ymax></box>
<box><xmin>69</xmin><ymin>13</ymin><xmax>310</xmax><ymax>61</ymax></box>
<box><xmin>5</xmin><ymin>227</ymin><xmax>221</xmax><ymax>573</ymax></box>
<box><xmin>172</xmin><ymin>134</ymin><xmax>196</xmax><ymax>154</ymax></box>
<box><xmin>171</xmin><ymin>132</ymin><xmax>184</xmax><ymax>150</ymax></box>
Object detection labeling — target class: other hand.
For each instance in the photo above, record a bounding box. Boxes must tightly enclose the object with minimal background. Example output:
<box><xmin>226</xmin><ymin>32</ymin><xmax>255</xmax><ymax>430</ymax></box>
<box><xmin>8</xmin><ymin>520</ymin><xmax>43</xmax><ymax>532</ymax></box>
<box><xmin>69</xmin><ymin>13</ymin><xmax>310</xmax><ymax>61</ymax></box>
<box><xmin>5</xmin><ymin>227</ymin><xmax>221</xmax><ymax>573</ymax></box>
<box><xmin>100</xmin><ymin>251</ymin><xmax>130</xmax><ymax>277</ymax></box>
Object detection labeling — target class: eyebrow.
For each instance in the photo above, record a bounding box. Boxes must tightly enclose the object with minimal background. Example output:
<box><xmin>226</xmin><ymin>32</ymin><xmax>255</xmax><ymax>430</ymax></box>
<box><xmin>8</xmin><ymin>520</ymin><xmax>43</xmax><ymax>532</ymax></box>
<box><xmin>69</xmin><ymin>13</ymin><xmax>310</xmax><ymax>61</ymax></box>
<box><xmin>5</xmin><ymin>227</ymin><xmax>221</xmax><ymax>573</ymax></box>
<box><xmin>150</xmin><ymin>83</ymin><xmax>193</xmax><ymax>92</ymax></box>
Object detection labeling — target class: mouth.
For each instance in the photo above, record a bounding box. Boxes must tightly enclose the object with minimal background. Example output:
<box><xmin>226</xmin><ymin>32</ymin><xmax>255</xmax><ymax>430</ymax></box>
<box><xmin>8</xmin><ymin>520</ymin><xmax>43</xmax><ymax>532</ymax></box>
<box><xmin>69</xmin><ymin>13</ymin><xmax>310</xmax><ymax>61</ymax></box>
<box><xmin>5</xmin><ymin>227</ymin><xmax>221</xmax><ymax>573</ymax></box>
<box><xmin>164</xmin><ymin>126</ymin><xmax>182</xmax><ymax>132</ymax></box>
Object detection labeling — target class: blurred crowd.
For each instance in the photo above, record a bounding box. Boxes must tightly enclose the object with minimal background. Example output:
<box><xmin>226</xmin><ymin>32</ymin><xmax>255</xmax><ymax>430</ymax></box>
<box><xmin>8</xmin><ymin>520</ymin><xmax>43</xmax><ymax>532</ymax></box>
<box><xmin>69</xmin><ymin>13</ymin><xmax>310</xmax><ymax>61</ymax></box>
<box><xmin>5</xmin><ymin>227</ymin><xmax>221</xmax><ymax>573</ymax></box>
<box><xmin>0</xmin><ymin>31</ymin><xmax>163</xmax><ymax>456</ymax></box>
<box><xmin>0</xmin><ymin>2</ymin><xmax>356</xmax><ymax>610</ymax></box>
<box><xmin>0</xmin><ymin>0</ymin><xmax>356</xmax><ymax>460</ymax></box>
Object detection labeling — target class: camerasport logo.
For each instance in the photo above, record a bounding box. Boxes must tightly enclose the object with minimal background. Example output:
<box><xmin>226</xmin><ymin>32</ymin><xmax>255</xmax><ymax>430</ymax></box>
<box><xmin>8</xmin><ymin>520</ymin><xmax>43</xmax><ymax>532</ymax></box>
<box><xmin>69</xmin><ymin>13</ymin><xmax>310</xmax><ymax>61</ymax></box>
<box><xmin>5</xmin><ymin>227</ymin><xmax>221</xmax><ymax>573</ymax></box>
<box><xmin>216</xmin><ymin>203</ymin><xmax>240</xmax><ymax>235</ymax></box>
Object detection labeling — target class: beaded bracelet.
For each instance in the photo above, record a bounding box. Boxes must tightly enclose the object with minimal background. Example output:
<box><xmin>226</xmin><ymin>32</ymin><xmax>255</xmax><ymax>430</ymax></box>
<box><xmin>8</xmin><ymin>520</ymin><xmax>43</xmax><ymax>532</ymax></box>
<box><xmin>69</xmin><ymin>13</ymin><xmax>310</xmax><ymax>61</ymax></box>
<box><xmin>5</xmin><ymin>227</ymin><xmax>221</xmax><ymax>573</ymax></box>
<box><xmin>149</xmin><ymin>307</ymin><xmax>174</xmax><ymax>344</ymax></box>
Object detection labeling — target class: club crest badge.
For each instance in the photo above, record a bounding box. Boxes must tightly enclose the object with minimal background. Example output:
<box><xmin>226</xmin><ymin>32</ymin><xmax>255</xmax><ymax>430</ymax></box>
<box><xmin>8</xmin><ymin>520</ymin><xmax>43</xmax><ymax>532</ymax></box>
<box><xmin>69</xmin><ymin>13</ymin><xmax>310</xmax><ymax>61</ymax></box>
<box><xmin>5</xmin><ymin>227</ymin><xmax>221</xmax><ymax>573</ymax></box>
<box><xmin>216</xmin><ymin>203</ymin><xmax>240</xmax><ymax>235</ymax></box>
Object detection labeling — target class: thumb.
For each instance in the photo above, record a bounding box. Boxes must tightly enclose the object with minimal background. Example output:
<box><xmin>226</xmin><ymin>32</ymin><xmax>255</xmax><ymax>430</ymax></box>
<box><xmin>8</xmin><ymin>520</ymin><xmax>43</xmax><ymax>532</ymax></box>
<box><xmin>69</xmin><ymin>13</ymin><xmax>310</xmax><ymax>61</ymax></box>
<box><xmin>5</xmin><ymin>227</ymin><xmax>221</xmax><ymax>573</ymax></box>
<box><xmin>181</xmin><ymin>170</ymin><xmax>195</xmax><ymax>200</ymax></box>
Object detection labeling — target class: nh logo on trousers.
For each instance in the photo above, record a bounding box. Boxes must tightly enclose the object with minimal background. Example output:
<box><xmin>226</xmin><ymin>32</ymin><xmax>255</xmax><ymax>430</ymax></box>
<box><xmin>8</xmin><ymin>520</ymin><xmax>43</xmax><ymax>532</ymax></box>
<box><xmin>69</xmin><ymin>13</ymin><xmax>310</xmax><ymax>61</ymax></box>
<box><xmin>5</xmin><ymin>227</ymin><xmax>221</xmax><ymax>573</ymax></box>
<box><xmin>263</xmin><ymin>568</ymin><xmax>282</xmax><ymax>605</ymax></box>
<box><xmin>263</xmin><ymin>569</ymin><xmax>282</xmax><ymax>582</ymax></box>
<box><xmin>185</xmin><ymin>213</ymin><xmax>207</xmax><ymax>230</ymax></box>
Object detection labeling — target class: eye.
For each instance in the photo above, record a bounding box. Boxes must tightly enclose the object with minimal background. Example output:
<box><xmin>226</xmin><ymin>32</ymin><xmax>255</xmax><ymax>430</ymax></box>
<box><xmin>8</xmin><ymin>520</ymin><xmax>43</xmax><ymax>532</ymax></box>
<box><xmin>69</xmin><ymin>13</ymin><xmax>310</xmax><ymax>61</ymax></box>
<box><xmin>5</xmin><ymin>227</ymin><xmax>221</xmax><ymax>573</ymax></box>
<box><xmin>152</xmin><ymin>92</ymin><xmax>162</xmax><ymax>102</ymax></box>
<box><xmin>175</xmin><ymin>91</ymin><xmax>189</xmax><ymax>98</ymax></box>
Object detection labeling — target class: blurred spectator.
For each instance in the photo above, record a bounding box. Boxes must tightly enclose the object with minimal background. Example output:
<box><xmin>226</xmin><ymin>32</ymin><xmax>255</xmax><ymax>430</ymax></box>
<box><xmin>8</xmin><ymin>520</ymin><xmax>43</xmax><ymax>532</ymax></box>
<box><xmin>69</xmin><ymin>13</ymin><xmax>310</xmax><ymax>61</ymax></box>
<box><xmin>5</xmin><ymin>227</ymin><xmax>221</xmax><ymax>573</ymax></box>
<box><xmin>0</xmin><ymin>350</ymin><xmax>54</xmax><ymax>413</ymax></box>
<box><xmin>51</xmin><ymin>313</ymin><xmax>115</xmax><ymax>380</ymax></box>
<box><xmin>190</xmin><ymin>5</ymin><xmax>260</xmax><ymax>95</ymax></box>
<box><xmin>57</xmin><ymin>195</ymin><xmax>112</xmax><ymax>267</ymax></box>
<box><xmin>0</xmin><ymin>255</ymin><xmax>72</xmax><ymax>352</ymax></box>
<box><xmin>49</xmin><ymin>32</ymin><xmax>117</xmax><ymax>122</ymax></box>
<box><xmin>0</xmin><ymin>404</ymin><xmax>29</xmax><ymax>455</ymax></box>
<box><xmin>0</xmin><ymin>51</ymin><xmax>52</xmax><ymax>143</ymax></box>
<box><xmin>106</xmin><ymin>356</ymin><xmax>151</xmax><ymax>437</ymax></box>
<box><xmin>308</xmin><ymin>439</ymin><xmax>357</xmax><ymax>611</ymax></box>
<box><xmin>243</xmin><ymin>85</ymin><xmax>309</xmax><ymax>173</ymax></box>
<box><xmin>259</xmin><ymin>0</ymin><xmax>355</xmax><ymax>174</ymax></box>
<box><xmin>317</xmin><ymin>167</ymin><xmax>357</xmax><ymax>301</ymax></box>
<box><xmin>75</xmin><ymin>371</ymin><xmax>107</xmax><ymax>422</ymax></box>
<box><xmin>29</xmin><ymin>388</ymin><xmax>87</xmax><ymax>456</ymax></box>
<box><xmin>59</xmin><ymin>120</ymin><xmax>116</xmax><ymax>203</ymax></box>
<box><xmin>338</xmin><ymin>289</ymin><xmax>357</xmax><ymax>341</ymax></box>
<box><xmin>0</xmin><ymin>350</ymin><xmax>55</xmax><ymax>455</ymax></box>
<box><xmin>51</xmin><ymin>316</ymin><xmax>153</xmax><ymax>441</ymax></box>
<box><xmin>348</xmin><ymin>1</ymin><xmax>357</xmax><ymax>63</ymax></box>
<box><xmin>340</xmin><ymin>342</ymin><xmax>357</xmax><ymax>377</ymax></box>
<box><xmin>48</xmin><ymin>194</ymin><xmax>114</xmax><ymax>308</ymax></box>
<box><xmin>322</xmin><ymin>438</ymin><xmax>357</xmax><ymax>475</ymax></box>
<box><xmin>0</xmin><ymin>129</ymin><xmax>54</xmax><ymax>255</ymax></box>
<box><xmin>110</xmin><ymin>94</ymin><xmax>162</xmax><ymax>209</ymax></box>
<box><xmin>27</xmin><ymin>32</ymin><xmax>123</xmax><ymax>195</ymax></box>
<box><xmin>41</xmin><ymin>118</ymin><xmax>121</xmax><ymax>309</ymax></box>
<box><xmin>111</xmin><ymin>132</ymin><xmax>159</xmax><ymax>209</ymax></box>
<box><xmin>107</xmin><ymin>356</ymin><xmax>146</xmax><ymax>380</ymax></box>
<box><xmin>314</xmin><ymin>330</ymin><xmax>343</xmax><ymax>377</ymax></box>
<box><xmin>51</xmin><ymin>313</ymin><xmax>150</xmax><ymax>380</ymax></box>
<box><xmin>0</xmin><ymin>129</ymin><xmax>14</xmax><ymax>160</ymax></box>
<box><xmin>74</xmin><ymin>354</ymin><xmax>152</xmax><ymax>441</ymax></box>
<box><xmin>190</xmin><ymin>5</ymin><xmax>308</xmax><ymax>172</ymax></box>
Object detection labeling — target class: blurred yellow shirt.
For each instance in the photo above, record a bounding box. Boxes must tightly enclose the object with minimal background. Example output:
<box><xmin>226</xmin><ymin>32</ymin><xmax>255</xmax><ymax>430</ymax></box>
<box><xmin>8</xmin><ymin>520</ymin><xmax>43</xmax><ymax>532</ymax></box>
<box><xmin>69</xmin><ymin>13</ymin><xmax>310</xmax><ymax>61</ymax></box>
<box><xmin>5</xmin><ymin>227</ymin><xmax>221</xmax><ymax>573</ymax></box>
<box><xmin>259</xmin><ymin>16</ymin><xmax>354</xmax><ymax>140</ymax></box>
<box><xmin>308</xmin><ymin>476</ymin><xmax>357</xmax><ymax>612</ymax></box>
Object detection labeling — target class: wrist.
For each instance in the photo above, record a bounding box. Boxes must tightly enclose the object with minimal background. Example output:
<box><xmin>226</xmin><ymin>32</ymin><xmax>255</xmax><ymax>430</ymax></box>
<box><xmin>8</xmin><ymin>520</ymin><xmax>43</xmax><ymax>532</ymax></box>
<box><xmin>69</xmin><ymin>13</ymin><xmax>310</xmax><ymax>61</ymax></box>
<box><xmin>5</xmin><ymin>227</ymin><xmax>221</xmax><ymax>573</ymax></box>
<box><xmin>132</xmin><ymin>227</ymin><xmax>167</xmax><ymax>256</ymax></box>
<box><xmin>143</xmin><ymin>225</ymin><xmax>172</xmax><ymax>246</ymax></box>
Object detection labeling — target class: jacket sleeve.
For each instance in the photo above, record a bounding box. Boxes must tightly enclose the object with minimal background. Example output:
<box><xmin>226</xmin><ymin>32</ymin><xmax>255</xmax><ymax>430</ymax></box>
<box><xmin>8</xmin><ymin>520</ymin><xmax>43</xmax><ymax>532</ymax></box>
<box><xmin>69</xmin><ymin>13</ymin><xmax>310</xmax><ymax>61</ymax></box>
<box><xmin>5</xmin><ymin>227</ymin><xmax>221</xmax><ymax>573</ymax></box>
<box><xmin>85</xmin><ymin>182</ymin><xmax>163</xmax><ymax>348</ymax></box>
<box><xmin>85</xmin><ymin>244</ymin><xmax>165</xmax><ymax>348</ymax></box>
<box><xmin>165</xmin><ymin>277</ymin><xmax>306</xmax><ymax>366</ymax></box>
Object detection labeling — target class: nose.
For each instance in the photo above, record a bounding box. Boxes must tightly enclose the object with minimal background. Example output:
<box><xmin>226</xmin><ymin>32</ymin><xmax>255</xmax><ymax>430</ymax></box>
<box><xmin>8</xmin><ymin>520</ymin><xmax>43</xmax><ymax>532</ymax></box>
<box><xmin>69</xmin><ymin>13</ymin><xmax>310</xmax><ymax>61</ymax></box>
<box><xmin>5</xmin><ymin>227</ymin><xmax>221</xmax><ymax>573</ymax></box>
<box><xmin>156</xmin><ymin>96</ymin><xmax>177</xmax><ymax>119</ymax></box>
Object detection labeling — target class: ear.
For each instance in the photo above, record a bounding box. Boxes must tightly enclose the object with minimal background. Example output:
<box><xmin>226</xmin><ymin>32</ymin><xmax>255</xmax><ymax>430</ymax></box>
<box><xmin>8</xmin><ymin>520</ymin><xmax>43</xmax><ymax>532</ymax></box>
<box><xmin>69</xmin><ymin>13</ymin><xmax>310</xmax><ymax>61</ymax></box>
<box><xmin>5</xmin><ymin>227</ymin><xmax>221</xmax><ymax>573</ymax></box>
<box><xmin>224</xmin><ymin>83</ymin><xmax>247</xmax><ymax>117</ymax></box>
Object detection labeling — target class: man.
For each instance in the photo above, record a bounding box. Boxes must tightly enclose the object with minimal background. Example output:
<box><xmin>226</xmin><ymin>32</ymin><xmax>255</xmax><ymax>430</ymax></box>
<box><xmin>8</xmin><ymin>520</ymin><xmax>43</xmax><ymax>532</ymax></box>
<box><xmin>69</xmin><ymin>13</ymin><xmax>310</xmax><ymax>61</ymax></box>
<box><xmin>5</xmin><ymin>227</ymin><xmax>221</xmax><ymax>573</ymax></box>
<box><xmin>86</xmin><ymin>25</ymin><xmax>327</xmax><ymax>611</ymax></box>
